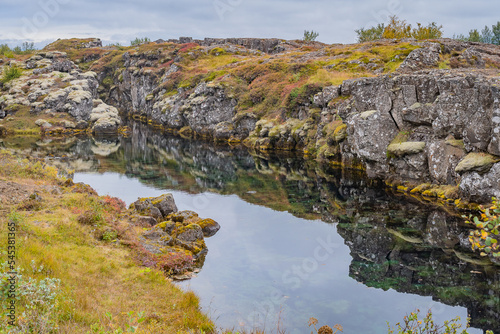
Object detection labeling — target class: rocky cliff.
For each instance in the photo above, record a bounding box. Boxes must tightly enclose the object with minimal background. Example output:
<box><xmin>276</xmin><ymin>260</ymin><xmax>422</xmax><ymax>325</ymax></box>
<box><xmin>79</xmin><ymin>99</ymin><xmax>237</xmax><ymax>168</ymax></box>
<box><xmin>3</xmin><ymin>37</ymin><xmax>500</xmax><ymax>204</ymax></box>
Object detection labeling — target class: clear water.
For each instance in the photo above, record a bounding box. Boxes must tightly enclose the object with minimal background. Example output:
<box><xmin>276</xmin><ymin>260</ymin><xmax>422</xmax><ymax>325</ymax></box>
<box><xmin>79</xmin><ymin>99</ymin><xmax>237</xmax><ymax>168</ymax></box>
<box><xmin>8</xmin><ymin>123</ymin><xmax>498</xmax><ymax>333</ymax></box>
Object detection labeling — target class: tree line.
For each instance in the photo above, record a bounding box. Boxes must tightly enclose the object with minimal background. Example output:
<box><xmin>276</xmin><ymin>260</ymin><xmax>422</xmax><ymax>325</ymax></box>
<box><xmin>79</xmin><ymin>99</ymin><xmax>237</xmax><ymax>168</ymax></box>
<box><xmin>355</xmin><ymin>15</ymin><xmax>500</xmax><ymax>45</ymax></box>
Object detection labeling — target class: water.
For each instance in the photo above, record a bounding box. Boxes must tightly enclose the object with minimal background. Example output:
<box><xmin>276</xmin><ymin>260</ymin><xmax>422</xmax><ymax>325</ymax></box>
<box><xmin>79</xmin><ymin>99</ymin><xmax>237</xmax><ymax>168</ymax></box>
<box><xmin>6</xmin><ymin>123</ymin><xmax>499</xmax><ymax>333</ymax></box>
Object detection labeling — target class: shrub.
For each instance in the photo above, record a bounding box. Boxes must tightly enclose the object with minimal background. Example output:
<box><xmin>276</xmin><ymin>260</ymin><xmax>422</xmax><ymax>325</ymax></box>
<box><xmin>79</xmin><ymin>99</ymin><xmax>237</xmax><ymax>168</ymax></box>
<box><xmin>0</xmin><ymin>43</ymin><xmax>11</xmax><ymax>55</ymax></box>
<box><xmin>355</xmin><ymin>16</ymin><xmax>443</xmax><ymax>42</ymax></box>
<box><xmin>130</xmin><ymin>37</ymin><xmax>150</xmax><ymax>46</ymax></box>
<box><xmin>102</xmin><ymin>195</ymin><xmax>126</xmax><ymax>213</ymax></box>
<box><xmin>387</xmin><ymin>309</ymin><xmax>486</xmax><ymax>334</ymax></box>
<box><xmin>1</xmin><ymin>66</ymin><xmax>22</xmax><ymax>83</ymax></box>
<box><xmin>157</xmin><ymin>252</ymin><xmax>194</xmax><ymax>275</ymax></box>
<box><xmin>77</xmin><ymin>209</ymin><xmax>103</xmax><ymax>225</ymax></box>
<box><xmin>303</xmin><ymin>30</ymin><xmax>319</xmax><ymax>42</ymax></box>
<box><xmin>465</xmin><ymin>197</ymin><xmax>500</xmax><ymax>259</ymax></box>
<box><xmin>356</xmin><ymin>24</ymin><xmax>385</xmax><ymax>42</ymax></box>
<box><xmin>0</xmin><ymin>262</ymin><xmax>62</xmax><ymax>334</ymax></box>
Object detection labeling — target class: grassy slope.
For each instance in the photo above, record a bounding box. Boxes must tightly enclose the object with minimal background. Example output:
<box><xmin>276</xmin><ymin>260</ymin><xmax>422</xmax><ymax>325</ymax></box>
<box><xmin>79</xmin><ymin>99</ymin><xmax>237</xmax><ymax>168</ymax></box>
<box><xmin>0</xmin><ymin>150</ymin><xmax>214</xmax><ymax>333</ymax></box>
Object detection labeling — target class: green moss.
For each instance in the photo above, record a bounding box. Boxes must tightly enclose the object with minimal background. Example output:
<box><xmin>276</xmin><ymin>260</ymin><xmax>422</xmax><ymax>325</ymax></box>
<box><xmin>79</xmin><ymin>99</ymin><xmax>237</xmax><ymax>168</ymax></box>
<box><xmin>209</xmin><ymin>47</ymin><xmax>225</xmax><ymax>56</ymax></box>
<box><xmin>387</xmin><ymin>142</ymin><xmax>426</xmax><ymax>157</ymax></box>
<box><xmin>445</xmin><ymin>138</ymin><xmax>465</xmax><ymax>149</ymax></box>
<box><xmin>333</xmin><ymin>123</ymin><xmax>347</xmax><ymax>142</ymax></box>
<box><xmin>102</xmin><ymin>76</ymin><xmax>114</xmax><ymax>87</ymax></box>
<box><xmin>455</xmin><ymin>152</ymin><xmax>500</xmax><ymax>174</ymax></box>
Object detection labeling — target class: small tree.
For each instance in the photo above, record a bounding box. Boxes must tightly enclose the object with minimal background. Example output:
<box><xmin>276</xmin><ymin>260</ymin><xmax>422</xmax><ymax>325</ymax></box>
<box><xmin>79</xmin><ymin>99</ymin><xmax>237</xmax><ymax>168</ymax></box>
<box><xmin>481</xmin><ymin>25</ymin><xmax>493</xmax><ymax>44</ymax></box>
<box><xmin>382</xmin><ymin>15</ymin><xmax>412</xmax><ymax>39</ymax></box>
<box><xmin>22</xmin><ymin>41</ymin><xmax>36</xmax><ymax>53</ymax></box>
<box><xmin>355</xmin><ymin>24</ymin><xmax>385</xmax><ymax>42</ymax></box>
<box><xmin>411</xmin><ymin>22</ymin><xmax>443</xmax><ymax>39</ymax></box>
<box><xmin>131</xmin><ymin>37</ymin><xmax>151</xmax><ymax>46</ymax></box>
<box><xmin>355</xmin><ymin>16</ymin><xmax>443</xmax><ymax>42</ymax></box>
<box><xmin>467</xmin><ymin>29</ymin><xmax>482</xmax><ymax>42</ymax></box>
<box><xmin>303</xmin><ymin>30</ymin><xmax>319</xmax><ymax>42</ymax></box>
<box><xmin>492</xmin><ymin>22</ymin><xmax>500</xmax><ymax>45</ymax></box>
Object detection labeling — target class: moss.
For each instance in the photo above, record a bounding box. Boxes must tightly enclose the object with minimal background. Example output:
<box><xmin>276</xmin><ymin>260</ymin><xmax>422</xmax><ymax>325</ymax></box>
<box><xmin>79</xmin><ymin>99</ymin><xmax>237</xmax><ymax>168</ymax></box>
<box><xmin>445</xmin><ymin>138</ymin><xmax>465</xmax><ymax>149</ymax></box>
<box><xmin>178</xmin><ymin>126</ymin><xmax>193</xmax><ymax>138</ymax></box>
<box><xmin>209</xmin><ymin>47</ymin><xmax>226</xmax><ymax>56</ymax></box>
<box><xmin>387</xmin><ymin>141</ymin><xmax>425</xmax><ymax>157</ymax></box>
<box><xmin>455</xmin><ymin>152</ymin><xmax>500</xmax><ymax>174</ymax></box>
<box><xmin>387</xmin><ymin>228</ymin><xmax>423</xmax><ymax>244</ymax></box>
<box><xmin>102</xmin><ymin>76</ymin><xmax>114</xmax><ymax>87</ymax></box>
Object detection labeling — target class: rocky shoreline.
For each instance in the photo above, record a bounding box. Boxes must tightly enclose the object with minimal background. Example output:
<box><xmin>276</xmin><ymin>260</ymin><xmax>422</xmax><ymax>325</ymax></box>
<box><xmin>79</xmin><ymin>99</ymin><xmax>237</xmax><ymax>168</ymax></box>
<box><xmin>2</xmin><ymin>37</ymin><xmax>500</xmax><ymax>207</ymax></box>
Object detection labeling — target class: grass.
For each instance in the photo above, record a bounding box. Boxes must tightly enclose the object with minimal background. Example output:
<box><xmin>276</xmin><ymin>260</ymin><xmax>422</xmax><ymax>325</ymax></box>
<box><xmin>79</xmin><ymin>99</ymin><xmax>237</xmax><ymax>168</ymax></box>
<box><xmin>0</xmin><ymin>103</ymin><xmax>78</xmax><ymax>135</ymax></box>
<box><xmin>1</xmin><ymin>66</ymin><xmax>23</xmax><ymax>83</ymax></box>
<box><xmin>0</xmin><ymin>150</ymin><xmax>215</xmax><ymax>333</ymax></box>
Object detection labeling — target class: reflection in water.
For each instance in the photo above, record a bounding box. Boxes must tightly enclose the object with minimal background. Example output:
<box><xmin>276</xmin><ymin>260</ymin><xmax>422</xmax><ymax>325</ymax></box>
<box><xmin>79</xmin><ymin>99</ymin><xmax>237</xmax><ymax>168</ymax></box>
<box><xmin>4</xmin><ymin>122</ymin><xmax>499</xmax><ymax>333</ymax></box>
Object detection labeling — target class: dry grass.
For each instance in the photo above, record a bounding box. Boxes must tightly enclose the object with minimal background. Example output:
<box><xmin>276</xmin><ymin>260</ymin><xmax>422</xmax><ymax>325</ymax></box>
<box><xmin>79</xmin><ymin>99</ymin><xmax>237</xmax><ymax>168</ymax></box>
<box><xmin>0</xmin><ymin>151</ymin><xmax>214</xmax><ymax>333</ymax></box>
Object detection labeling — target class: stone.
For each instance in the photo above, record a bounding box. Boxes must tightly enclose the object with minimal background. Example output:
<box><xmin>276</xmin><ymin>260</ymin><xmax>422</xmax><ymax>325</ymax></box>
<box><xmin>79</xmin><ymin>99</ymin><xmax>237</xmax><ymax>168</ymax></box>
<box><xmin>401</xmin><ymin>102</ymin><xmax>435</xmax><ymax>126</ymax></box>
<box><xmin>399</xmin><ymin>45</ymin><xmax>440</xmax><ymax>72</ymax></box>
<box><xmin>387</xmin><ymin>142</ymin><xmax>426</xmax><ymax>157</ymax></box>
<box><xmin>151</xmin><ymin>193</ymin><xmax>178</xmax><ymax>217</ymax></box>
<box><xmin>455</xmin><ymin>153</ymin><xmax>499</xmax><ymax>174</ymax></box>
<box><xmin>197</xmin><ymin>218</ymin><xmax>221</xmax><ymax>237</ymax></box>
<box><xmin>213</xmin><ymin>121</ymin><xmax>235</xmax><ymax>140</ymax></box>
<box><xmin>132</xmin><ymin>194</ymin><xmax>178</xmax><ymax>220</ymax></box>
<box><xmin>459</xmin><ymin>163</ymin><xmax>500</xmax><ymax>202</ymax></box>
<box><xmin>313</xmin><ymin>85</ymin><xmax>340</xmax><ymax>107</ymax></box>
<box><xmin>347</xmin><ymin>110</ymin><xmax>398</xmax><ymax>163</ymax></box>
<box><xmin>137</xmin><ymin>216</ymin><xmax>158</xmax><ymax>227</ymax></box>
<box><xmin>427</xmin><ymin>140</ymin><xmax>465</xmax><ymax>184</ymax></box>
<box><xmin>487</xmin><ymin>105</ymin><xmax>500</xmax><ymax>156</ymax></box>
<box><xmin>177</xmin><ymin>224</ymin><xmax>204</xmax><ymax>242</ymax></box>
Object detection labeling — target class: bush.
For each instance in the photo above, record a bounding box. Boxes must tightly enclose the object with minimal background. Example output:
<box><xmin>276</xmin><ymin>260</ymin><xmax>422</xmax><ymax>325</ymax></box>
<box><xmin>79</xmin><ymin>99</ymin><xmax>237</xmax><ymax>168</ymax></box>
<box><xmin>77</xmin><ymin>209</ymin><xmax>103</xmax><ymax>225</ymax></box>
<box><xmin>465</xmin><ymin>197</ymin><xmax>500</xmax><ymax>259</ymax></box>
<box><xmin>355</xmin><ymin>16</ymin><xmax>443</xmax><ymax>42</ymax></box>
<box><xmin>356</xmin><ymin>24</ymin><xmax>385</xmax><ymax>42</ymax></box>
<box><xmin>1</xmin><ymin>66</ymin><xmax>22</xmax><ymax>83</ymax></box>
<box><xmin>130</xmin><ymin>37</ymin><xmax>151</xmax><ymax>46</ymax></box>
<box><xmin>0</xmin><ymin>262</ymin><xmax>62</xmax><ymax>334</ymax></box>
<box><xmin>303</xmin><ymin>30</ymin><xmax>319</xmax><ymax>42</ymax></box>
<box><xmin>387</xmin><ymin>309</ymin><xmax>489</xmax><ymax>334</ymax></box>
<box><xmin>157</xmin><ymin>252</ymin><xmax>194</xmax><ymax>275</ymax></box>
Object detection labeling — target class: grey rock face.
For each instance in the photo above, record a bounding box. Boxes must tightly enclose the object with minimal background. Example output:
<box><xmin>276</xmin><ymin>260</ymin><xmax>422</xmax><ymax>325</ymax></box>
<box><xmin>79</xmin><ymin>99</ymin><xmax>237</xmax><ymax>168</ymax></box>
<box><xmin>399</xmin><ymin>44</ymin><xmax>440</xmax><ymax>72</ymax></box>
<box><xmin>459</xmin><ymin>163</ymin><xmax>500</xmax><ymax>202</ymax></box>
<box><xmin>427</xmin><ymin>140</ymin><xmax>465</xmax><ymax>184</ymax></box>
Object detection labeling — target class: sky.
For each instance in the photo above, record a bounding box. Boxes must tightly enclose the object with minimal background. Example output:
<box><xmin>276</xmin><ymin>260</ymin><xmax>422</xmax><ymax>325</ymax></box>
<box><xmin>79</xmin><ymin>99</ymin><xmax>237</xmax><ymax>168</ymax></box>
<box><xmin>0</xmin><ymin>0</ymin><xmax>498</xmax><ymax>48</ymax></box>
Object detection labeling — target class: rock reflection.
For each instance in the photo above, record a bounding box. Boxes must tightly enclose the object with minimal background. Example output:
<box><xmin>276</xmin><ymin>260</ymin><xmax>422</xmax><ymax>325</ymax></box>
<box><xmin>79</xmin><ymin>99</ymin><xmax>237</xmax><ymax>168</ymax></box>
<box><xmin>3</xmin><ymin>123</ymin><xmax>499</xmax><ymax>332</ymax></box>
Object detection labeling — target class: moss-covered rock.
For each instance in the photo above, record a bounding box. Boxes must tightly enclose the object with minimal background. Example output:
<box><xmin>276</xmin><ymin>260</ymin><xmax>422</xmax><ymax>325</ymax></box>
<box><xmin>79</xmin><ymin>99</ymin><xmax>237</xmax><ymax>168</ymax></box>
<box><xmin>197</xmin><ymin>218</ymin><xmax>221</xmax><ymax>237</ymax></box>
<box><xmin>455</xmin><ymin>153</ymin><xmax>499</xmax><ymax>174</ymax></box>
<box><xmin>387</xmin><ymin>142</ymin><xmax>426</xmax><ymax>157</ymax></box>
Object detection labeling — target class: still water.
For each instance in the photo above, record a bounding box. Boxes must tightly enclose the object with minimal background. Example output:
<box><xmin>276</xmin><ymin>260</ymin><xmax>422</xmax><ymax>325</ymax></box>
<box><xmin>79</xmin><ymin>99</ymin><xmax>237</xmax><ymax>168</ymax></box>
<box><xmin>9</xmin><ymin>123</ymin><xmax>498</xmax><ymax>333</ymax></box>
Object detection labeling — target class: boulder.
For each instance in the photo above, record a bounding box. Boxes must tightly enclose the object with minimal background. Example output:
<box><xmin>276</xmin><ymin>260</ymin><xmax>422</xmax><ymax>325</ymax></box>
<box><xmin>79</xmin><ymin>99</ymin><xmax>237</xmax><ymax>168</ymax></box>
<box><xmin>197</xmin><ymin>218</ymin><xmax>221</xmax><ymax>237</ymax></box>
<box><xmin>399</xmin><ymin>45</ymin><xmax>440</xmax><ymax>72</ymax></box>
<box><xmin>347</xmin><ymin>110</ymin><xmax>398</xmax><ymax>164</ymax></box>
<box><xmin>427</xmin><ymin>140</ymin><xmax>465</xmax><ymax>184</ymax></box>
<box><xmin>151</xmin><ymin>193</ymin><xmax>178</xmax><ymax>217</ymax></box>
<box><xmin>455</xmin><ymin>153</ymin><xmax>499</xmax><ymax>174</ymax></box>
<box><xmin>131</xmin><ymin>193</ymin><xmax>178</xmax><ymax>220</ymax></box>
<box><xmin>387</xmin><ymin>142</ymin><xmax>426</xmax><ymax>157</ymax></box>
<box><xmin>177</xmin><ymin>224</ymin><xmax>204</xmax><ymax>242</ymax></box>
<box><xmin>459</xmin><ymin>163</ymin><xmax>500</xmax><ymax>202</ymax></box>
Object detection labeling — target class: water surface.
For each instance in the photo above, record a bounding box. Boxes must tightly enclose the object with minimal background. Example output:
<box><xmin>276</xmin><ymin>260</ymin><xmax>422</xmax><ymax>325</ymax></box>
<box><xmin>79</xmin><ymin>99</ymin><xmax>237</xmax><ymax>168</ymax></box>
<box><xmin>6</xmin><ymin>124</ymin><xmax>498</xmax><ymax>333</ymax></box>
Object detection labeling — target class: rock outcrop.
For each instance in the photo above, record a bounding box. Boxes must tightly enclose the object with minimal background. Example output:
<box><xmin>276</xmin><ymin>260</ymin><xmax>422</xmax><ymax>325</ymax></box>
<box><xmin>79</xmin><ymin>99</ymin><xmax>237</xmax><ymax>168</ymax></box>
<box><xmin>0</xmin><ymin>51</ymin><xmax>121</xmax><ymax>135</ymax></box>
<box><xmin>129</xmin><ymin>194</ymin><xmax>220</xmax><ymax>278</ymax></box>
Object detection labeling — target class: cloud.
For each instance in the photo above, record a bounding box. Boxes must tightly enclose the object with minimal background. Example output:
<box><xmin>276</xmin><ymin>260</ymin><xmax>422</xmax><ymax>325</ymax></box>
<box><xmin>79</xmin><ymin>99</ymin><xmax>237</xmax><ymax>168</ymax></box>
<box><xmin>0</xmin><ymin>0</ymin><xmax>499</xmax><ymax>46</ymax></box>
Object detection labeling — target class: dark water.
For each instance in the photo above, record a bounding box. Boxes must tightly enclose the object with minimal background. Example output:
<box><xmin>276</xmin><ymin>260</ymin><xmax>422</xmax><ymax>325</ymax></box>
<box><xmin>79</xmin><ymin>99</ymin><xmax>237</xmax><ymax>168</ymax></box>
<box><xmin>5</xmin><ymin>123</ymin><xmax>499</xmax><ymax>333</ymax></box>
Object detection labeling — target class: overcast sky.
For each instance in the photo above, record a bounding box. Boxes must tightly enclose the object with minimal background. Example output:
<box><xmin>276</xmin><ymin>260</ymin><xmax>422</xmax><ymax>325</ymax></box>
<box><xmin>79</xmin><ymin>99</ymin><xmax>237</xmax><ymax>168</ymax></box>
<box><xmin>0</xmin><ymin>0</ymin><xmax>498</xmax><ymax>47</ymax></box>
